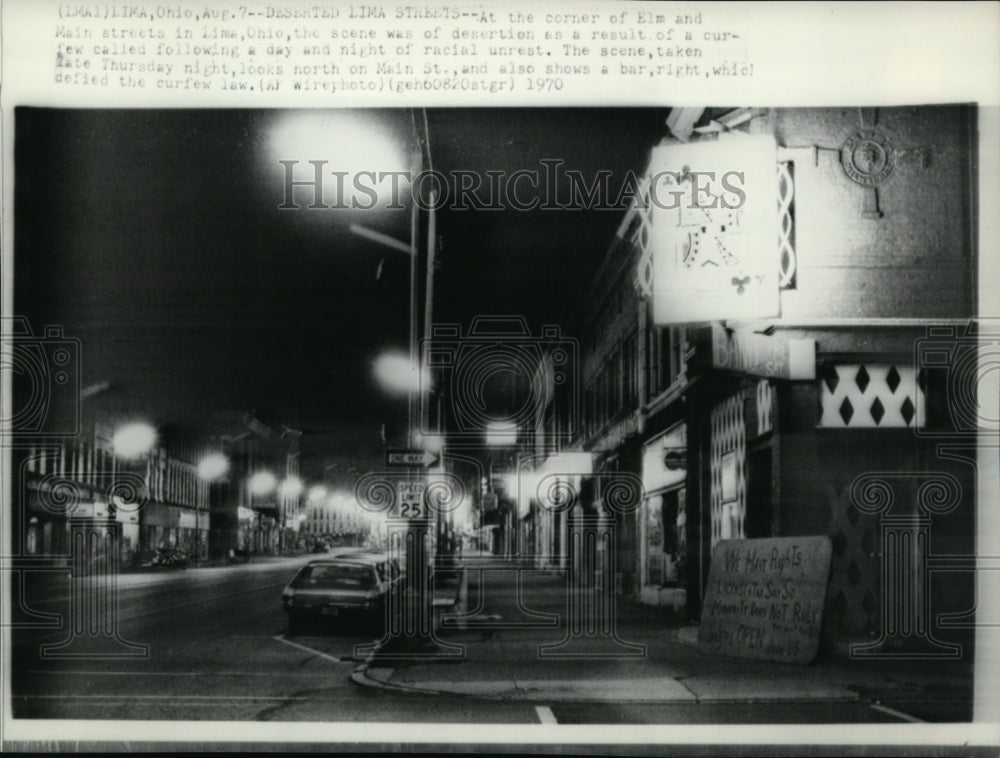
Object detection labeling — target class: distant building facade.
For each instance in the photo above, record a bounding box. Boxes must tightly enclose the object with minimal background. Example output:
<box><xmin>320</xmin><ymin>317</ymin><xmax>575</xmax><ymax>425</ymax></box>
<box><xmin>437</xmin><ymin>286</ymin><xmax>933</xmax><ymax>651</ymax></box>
<box><xmin>205</xmin><ymin>411</ymin><xmax>303</xmax><ymax>560</ymax></box>
<box><xmin>15</xmin><ymin>402</ymin><xmax>211</xmax><ymax>568</ymax></box>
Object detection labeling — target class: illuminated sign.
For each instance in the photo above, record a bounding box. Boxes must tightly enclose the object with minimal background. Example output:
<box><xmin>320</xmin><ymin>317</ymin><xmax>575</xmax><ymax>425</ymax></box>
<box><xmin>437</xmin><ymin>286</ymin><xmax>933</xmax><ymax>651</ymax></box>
<box><xmin>650</xmin><ymin>134</ymin><xmax>780</xmax><ymax>324</ymax></box>
<box><xmin>642</xmin><ymin>424</ymin><xmax>686</xmax><ymax>494</ymax></box>
<box><xmin>711</xmin><ymin>323</ymin><xmax>816</xmax><ymax>380</ymax></box>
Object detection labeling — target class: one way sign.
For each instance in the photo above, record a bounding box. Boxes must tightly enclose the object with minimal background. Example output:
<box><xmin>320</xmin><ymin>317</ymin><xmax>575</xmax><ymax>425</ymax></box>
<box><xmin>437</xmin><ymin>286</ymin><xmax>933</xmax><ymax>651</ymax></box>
<box><xmin>385</xmin><ymin>449</ymin><xmax>439</xmax><ymax>467</ymax></box>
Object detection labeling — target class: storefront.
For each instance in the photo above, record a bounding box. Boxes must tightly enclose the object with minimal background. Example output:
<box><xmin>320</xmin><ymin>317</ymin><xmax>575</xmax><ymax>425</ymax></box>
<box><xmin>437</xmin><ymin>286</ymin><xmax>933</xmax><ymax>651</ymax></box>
<box><xmin>141</xmin><ymin>501</ymin><xmax>207</xmax><ymax>555</ymax></box>
<box><xmin>176</xmin><ymin>508</ymin><xmax>208</xmax><ymax>561</ymax></box>
<box><xmin>638</xmin><ymin>423</ymin><xmax>687</xmax><ymax>609</ymax></box>
<box><xmin>23</xmin><ymin>477</ymin><xmax>72</xmax><ymax>560</ymax></box>
<box><xmin>23</xmin><ymin>476</ymin><xmax>139</xmax><ymax>567</ymax></box>
<box><xmin>237</xmin><ymin>506</ymin><xmax>257</xmax><ymax>552</ymax></box>
<box><xmin>111</xmin><ymin>498</ymin><xmax>141</xmax><ymax>564</ymax></box>
<box><xmin>197</xmin><ymin>511</ymin><xmax>210</xmax><ymax>560</ymax></box>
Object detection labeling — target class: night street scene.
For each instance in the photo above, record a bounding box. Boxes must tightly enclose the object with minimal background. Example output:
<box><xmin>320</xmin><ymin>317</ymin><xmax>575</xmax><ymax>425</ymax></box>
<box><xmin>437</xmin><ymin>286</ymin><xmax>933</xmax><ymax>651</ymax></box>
<box><xmin>4</xmin><ymin>105</ymin><xmax>995</xmax><ymax>745</ymax></box>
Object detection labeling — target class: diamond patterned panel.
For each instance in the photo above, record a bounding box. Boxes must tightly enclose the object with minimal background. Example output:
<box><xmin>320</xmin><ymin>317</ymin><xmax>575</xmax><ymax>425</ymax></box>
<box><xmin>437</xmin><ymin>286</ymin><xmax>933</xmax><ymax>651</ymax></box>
<box><xmin>824</xmin><ymin>483</ymin><xmax>880</xmax><ymax>642</ymax></box>
<box><xmin>820</xmin><ymin>365</ymin><xmax>925</xmax><ymax>428</ymax></box>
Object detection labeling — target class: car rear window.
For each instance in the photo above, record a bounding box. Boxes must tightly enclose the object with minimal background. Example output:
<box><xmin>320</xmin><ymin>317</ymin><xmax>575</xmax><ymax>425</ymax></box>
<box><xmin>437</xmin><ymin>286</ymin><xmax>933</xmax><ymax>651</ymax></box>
<box><xmin>294</xmin><ymin>564</ymin><xmax>376</xmax><ymax>590</ymax></box>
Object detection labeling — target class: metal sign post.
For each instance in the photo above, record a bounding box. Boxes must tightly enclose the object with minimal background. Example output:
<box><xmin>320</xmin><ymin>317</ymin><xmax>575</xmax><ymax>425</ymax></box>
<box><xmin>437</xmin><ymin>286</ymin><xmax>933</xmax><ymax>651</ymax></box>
<box><xmin>354</xmin><ymin>471</ymin><xmax>465</xmax><ymax>661</ymax></box>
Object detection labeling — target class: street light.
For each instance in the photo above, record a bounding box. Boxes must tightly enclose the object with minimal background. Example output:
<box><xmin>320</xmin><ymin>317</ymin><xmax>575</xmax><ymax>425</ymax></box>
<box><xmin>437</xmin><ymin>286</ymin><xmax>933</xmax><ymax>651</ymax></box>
<box><xmin>269</xmin><ymin>110</ymin><xmax>442</xmax><ymax>646</ymax></box>
<box><xmin>248</xmin><ymin>471</ymin><xmax>277</xmax><ymax>496</ymax></box>
<box><xmin>415</xmin><ymin>432</ymin><xmax>444</xmax><ymax>454</ymax></box>
<box><xmin>373</xmin><ymin>351</ymin><xmax>431</xmax><ymax>396</ymax></box>
<box><xmin>266</xmin><ymin>111</ymin><xmax>410</xmax><ymax>212</ymax></box>
<box><xmin>197</xmin><ymin>452</ymin><xmax>229</xmax><ymax>482</ymax></box>
<box><xmin>112</xmin><ymin>422</ymin><xmax>157</xmax><ymax>459</ymax></box>
<box><xmin>276</xmin><ymin>476</ymin><xmax>303</xmax><ymax>554</ymax></box>
<box><xmin>247</xmin><ymin>471</ymin><xmax>277</xmax><ymax>554</ymax></box>
<box><xmin>196</xmin><ymin>452</ymin><xmax>230</xmax><ymax>564</ymax></box>
<box><xmin>278</xmin><ymin>475</ymin><xmax>303</xmax><ymax>499</ymax></box>
<box><xmin>110</xmin><ymin>421</ymin><xmax>157</xmax><ymax>563</ymax></box>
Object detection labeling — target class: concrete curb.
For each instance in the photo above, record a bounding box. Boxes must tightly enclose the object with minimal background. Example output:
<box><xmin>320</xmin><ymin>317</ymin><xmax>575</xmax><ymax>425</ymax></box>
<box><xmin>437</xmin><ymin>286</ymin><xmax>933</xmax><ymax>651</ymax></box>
<box><xmin>350</xmin><ymin>566</ymin><xmax>468</xmax><ymax>695</ymax></box>
<box><xmin>350</xmin><ymin>662</ymin><xmax>443</xmax><ymax>696</ymax></box>
<box><xmin>350</xmin><ymin>664</ymin><xmax>863</xmax><ymax>703</ymax></box>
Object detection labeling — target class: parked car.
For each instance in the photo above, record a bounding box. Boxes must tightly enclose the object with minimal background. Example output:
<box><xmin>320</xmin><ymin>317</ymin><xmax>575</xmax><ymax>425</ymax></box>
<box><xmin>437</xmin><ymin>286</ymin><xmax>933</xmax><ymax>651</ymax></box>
<box><xmin>131</xmin><ymin>547</ymin><xmax>188</xmax><ymax>571</ymax></box>
<box><xmin>281</xmin><ymin>554</ymin><xmax>402</xmax><ymax>634</ymax></box>
<box><xmin>156</xmin><ymin>548</ymin><xmax>189</xmax><ymax>569</ymax></box>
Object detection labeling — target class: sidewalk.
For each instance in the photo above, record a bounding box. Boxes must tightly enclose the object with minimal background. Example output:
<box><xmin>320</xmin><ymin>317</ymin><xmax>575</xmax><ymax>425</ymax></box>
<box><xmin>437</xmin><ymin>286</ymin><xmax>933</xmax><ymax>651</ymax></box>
<box><xmin>353</xmin><ymin>565</ymin><xmax>974</xmax><ymax>718</ymax></box>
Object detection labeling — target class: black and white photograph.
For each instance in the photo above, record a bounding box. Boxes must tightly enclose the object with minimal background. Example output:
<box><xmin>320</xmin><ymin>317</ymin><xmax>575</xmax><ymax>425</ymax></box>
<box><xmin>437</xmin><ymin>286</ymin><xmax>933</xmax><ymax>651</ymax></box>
<box><xmin>2</xmin><ymin>2</ymin><xmax>998</xmax><ymax>755</ymax></box>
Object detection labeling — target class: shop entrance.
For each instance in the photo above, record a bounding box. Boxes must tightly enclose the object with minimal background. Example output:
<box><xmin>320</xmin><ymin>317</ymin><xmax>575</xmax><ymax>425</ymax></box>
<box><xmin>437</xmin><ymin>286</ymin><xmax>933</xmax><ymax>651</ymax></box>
<box><xmin>745</xmin><ymin>445</ymin><xmax>773</xmax><ymax>538</ymax></box>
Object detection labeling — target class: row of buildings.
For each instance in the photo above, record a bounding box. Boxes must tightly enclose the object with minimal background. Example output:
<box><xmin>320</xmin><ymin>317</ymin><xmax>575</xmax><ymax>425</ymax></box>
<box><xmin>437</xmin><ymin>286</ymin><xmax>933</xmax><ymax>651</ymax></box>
<box><xmin>475</xmin><ymin>104</ymin><xmax>982</xmax><ymax>657</ymax></box>
<box><xmin>12</xmin><ymin>404</ymin><xmax>308</xmax><ymax>567</ymax></box>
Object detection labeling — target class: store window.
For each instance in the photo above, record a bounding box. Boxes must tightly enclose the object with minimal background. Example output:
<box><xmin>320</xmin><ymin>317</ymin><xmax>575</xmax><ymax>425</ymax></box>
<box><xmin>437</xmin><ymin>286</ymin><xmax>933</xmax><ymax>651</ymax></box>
<box><xmin>642</xmin><ymin>423</ymin><xmax>687</xmax><ymax>587</ymax></box>
<box><xmin>645</xmin><ymin>490</ymin><xmax>685</xmax><ymax>586</ymax></box>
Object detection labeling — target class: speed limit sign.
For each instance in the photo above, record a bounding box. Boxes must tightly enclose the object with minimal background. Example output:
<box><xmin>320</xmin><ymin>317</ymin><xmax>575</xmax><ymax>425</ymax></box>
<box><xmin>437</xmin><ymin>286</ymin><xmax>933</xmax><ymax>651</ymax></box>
<box><xmin>396</xmin><ymin>480</ymin><xmax>427</xmax><ymax>519</ymax></box>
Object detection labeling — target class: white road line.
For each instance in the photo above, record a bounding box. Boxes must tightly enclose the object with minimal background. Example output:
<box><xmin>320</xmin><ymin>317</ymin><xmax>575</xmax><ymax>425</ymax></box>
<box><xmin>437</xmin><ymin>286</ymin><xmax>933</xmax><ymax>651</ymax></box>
<box><xmin>869</xmin><ymin>703</ymin><xmax>925</xmax><ymax>723</ymax></box>
<box><xmin>272</xmin><ymin>634</ymin><xmax>345</xmax><ymax>664</ymax></box>
<box><xmin>535</xmin><ymin>705</ymin><xmax>558</xmax><ymax>724</ymax></box>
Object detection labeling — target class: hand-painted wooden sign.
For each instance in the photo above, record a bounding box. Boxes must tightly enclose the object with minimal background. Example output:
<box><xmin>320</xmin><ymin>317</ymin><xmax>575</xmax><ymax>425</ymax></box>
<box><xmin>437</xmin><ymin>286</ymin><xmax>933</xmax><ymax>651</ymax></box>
<box><xmin>699</xmin><ymin>536</ymin><xmax>832</xmax><ymax>664</ymax></box>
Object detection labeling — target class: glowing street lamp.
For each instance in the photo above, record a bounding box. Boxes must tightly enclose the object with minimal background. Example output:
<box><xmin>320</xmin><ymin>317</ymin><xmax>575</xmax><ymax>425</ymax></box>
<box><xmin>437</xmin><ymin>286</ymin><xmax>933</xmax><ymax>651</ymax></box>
<box><xmin>278</xmin><ymin>476</ymin><xmax>304</xmax><ymax>499</ymax></box>
<box><xmin>248</xmin><ymin>471</ymin><xmax>277</xmax><ymax>496</ymax></box>
<box><xmin>266</xmin><ymin>111</ymin><xmax>410</xmax><ymax>211</ymax></box>
<box><xmin>373</xmin><ymin>351</ymin><xmax>431</xmax><ymax>396</ymax></box>
<box><xmin>416</xmin><ymin>432</ymin><xmax>444</xmax><ymax>454</ymax></box>
<box><xmin>112</xmin><ymin>422</ymin><xmax>157</xmax><ymax>459</ymax></box>
<box><xmin>197</xmin><ymin>452</ymin><xmax>230</xmax><ymax>482</ymax></box>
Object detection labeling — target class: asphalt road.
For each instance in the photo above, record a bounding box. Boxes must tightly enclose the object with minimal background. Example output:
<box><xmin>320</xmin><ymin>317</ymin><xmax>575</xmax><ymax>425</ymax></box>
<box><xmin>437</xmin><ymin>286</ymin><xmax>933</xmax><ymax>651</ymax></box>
<box><xmin>8</xmin><ymin>558</ymin><xmax>913</xmax><ymax>725</ymax></box>
<box><xmin>10</xmin><ymin>557</ymin><xmax>551</xmax><ymax>723</ymax></box>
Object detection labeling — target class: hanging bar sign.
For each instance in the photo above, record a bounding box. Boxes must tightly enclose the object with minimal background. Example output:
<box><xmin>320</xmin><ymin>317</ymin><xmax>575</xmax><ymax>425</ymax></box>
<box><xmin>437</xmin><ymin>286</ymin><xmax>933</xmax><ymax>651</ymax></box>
<box><xmin>651</xmin><ymin>134</ymin><xmax>780</xmax><ymax>324</ymax></box>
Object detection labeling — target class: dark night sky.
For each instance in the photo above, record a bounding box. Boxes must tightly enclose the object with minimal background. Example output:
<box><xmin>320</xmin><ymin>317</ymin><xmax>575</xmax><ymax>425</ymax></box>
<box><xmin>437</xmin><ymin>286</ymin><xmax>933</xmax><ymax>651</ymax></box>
<box><xmin>14</xmin><ymin>107</ymin><xmax>667</xmax><ymax>452</ymax></box>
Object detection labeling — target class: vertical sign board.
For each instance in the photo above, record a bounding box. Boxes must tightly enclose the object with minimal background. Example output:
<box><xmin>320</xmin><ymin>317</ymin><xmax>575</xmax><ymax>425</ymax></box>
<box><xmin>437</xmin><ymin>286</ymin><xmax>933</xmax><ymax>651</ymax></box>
<box><xmin>699</xmin><ymin>536</ymin><xmax>833</xmax><ymax>664</ymax></box>
<box><xmin>651</xmin><ymin>134</ymin><xmax>780</xmax><ymax>324</ymax></box>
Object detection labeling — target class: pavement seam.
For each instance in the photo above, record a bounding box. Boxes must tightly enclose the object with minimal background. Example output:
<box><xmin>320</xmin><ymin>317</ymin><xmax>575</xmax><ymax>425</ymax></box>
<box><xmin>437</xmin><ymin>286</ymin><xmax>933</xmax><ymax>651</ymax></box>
<box><xmin>272</xmin><ymin>634</ymin><xmax>346</xmax><ymax>664</ymax></box>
